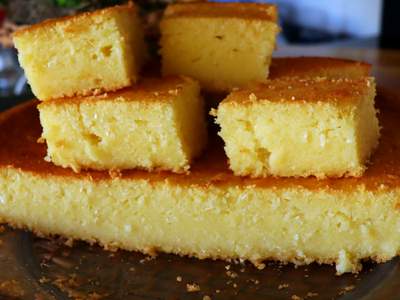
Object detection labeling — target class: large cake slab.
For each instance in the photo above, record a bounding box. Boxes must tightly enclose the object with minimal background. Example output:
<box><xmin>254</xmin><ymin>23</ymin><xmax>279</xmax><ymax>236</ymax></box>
<box><xmin>0</xmin><ymin>91</ymin><xmax>400</xmax><ymax>274</ymax></box>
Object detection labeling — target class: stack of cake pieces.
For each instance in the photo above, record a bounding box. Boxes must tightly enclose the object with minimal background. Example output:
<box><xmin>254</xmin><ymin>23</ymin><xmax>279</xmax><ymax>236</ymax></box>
<box><xmin>0</xmin><ymin>1</ymin><xmax>398</xmax><ymax>275</ymax></box>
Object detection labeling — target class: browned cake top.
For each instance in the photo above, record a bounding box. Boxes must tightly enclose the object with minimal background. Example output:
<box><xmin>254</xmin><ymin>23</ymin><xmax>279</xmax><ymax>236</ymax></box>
<box><xmin>13</xmin><ymin>3</ymin><xmax>136</xmax><ymax>37</ymax></box>
<box><xmin>0</xmin><ymin>89</ymin><xmax>400</xmax><ymax>191</ymax></box>
<box><xmin>163</xmin><ymin>2</ymin><xmax>278</xmax><ymax>22</ymax></box>
<box><xmin>269</xmin><ymin>57</ymin><xmax>371</xmax><ymax>79</ymax></box>
<box><xmin>223</xmin><ymin>77</ymin><xmax>374</xmax><ymax>106</ymax></box>
<box><xmin>39</xmin><ymin>76</ymin><xmax>195</xmax><ymax>106</ymax></box>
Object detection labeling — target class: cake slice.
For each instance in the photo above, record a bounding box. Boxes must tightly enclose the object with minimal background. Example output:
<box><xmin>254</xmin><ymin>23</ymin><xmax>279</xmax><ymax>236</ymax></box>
<box><xmin>13</xmin><ymin>3</ymin><xmax>147</xmax><ymax>101</ymax></box>
<box><xmin>38</xmin><ymin>76</ymin><xmax>207</xmax><ymax>173</ymax></box>
<box><xmin>213</xmin><ymin>77</ymin><xmax>379</xmax><ymax>178</ymax></box>
<box><xmin>270</xmin><ymin>57</ymin><xmax>371</xmax><ymax>79</ymax></box>
<box><xmin>0</xmin><ymin>94</ymin><xmax>399</xmax><ymax>274</ymax></box>
<box><xmin>160</xmin><ymin>2</ymin><xmax>279</xmax><ymax>93</ymax></box>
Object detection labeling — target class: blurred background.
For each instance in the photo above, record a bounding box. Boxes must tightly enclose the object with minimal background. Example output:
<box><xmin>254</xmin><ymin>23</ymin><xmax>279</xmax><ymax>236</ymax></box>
<box><xmin>0</xmin><ymin>0</ymin><xmax>397</xmax><ymax>109</ymax></box>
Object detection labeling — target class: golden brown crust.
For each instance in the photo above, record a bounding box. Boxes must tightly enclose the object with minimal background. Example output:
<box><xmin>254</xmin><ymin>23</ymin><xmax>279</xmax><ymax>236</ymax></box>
<box><xmin>38</xmin><ymin>76</ymin><xmax>195</xmax><ymax>106</ymax></box>
<box><xmin>163</xmin><ymin>2</ymin><xmax>278</xmax><ymax>22</ymax></box>
<box><xmin>223</xmin><ymin>77</ymin><xmax>374</xmax><ymax>105</ymax></box>
<box><xmin>40</xmin><ymin>80</ymin><xmax>133</xmax><ymax>103</ymax></box>
<box><xmin>0</xmin><ymin>89</ymin><xmax>399</xmax><ymax>191</ymax></box>
<box><xmin>13</xmin><ymin>3</ymin><xmax>136</xmax><ymax>38</ymax></box>
<box><xmin>269</xmin><ymin>57</ymin><xmax>371</xmax><ymax>79</ymax></box>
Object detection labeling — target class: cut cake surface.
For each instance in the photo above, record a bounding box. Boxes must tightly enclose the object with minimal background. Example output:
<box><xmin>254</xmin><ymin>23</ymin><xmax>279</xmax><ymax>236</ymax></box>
<box><xmin>38</xmin><ymin>76</ymin><xmax>207</xmax><ymax>173</ymax></box>
<box><xmin>215</xmin><ymin>77</ymin><xmax>380</xmax><ymax>178</ymax></box>
<box><xmin>13</xmin><ymin>3</ymin><xmax>147</xmax><ymax>101</ymax></box>
<box><xmin>0</xmin><ymin>91</ymin><xmax>399</xmax><ymax>274</ymax></box>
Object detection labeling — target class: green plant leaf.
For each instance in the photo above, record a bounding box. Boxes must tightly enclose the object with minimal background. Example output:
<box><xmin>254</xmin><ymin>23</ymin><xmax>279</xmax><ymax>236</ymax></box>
<box><xmin>54</xmin><ymin>0</ymin><xmax>82</xmax><ymax>8</ymax></box>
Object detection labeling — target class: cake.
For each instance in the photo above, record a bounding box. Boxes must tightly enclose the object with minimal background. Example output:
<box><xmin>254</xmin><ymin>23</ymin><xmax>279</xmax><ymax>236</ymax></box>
<box><xmin>160</xmin><ymin>2</ymin><xmax>279</xmax><ymax>93</ymax></box>
<box><xmin>38</xmin><ymin>76</ymin><xmax>207</xmax><ymax>173</ymax></box>
<box><xmin>13</xmin><ymin>3</ymin><xmax>147</xmax><ymax>101</ymax></box>
<box><xmin>270</xmin><ymin>56</ymin><xmax>371</xmax><ymax>79</ymax></box>
<box><xmin>0</xmin><ymin>93</ymin><xmax>399</xmax><ymax>274</ymax></box>
<box><xmin>213</xmin><ymin>77</ymin><xmax>379</xmax><ymax>178</ymax></box>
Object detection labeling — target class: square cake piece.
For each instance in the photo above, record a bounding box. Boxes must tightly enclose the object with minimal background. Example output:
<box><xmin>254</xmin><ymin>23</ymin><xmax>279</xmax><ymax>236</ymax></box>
<box><xmin>269</xmin><ymin>57</ymin><xmax>371</xmax><ymax>79</ymax></box>
<box><xmin>14</xmin><ymin>3</ymin><xmax>147</xmax><ymax>101</ymax></box>
<box><xmin>213</xmin><ymin>77</ymin><xmax>380</xmax><ymax>178</ymax></box>
<box><xmin>38</xmin><ymin>76</ymin><xmax>207</xmax><ymax>173</ymax></box>
<box><xmin>160</xmin><ymin>2</ymin><xmax>279</xmax><ymax>93</ymax></box>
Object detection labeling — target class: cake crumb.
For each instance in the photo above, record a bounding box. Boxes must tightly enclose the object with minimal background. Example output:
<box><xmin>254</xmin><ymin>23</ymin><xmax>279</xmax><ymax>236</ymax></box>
<box><xmin>139</xmin><ymin>255</ymin><xmax>155</xmax><ymax>264</ymax></box>
<box><xmin>186</xmin><ymin>283</ymin><xmax>200</xmax><ymax>292</ymax></box>
<box><xmin>108</xmin><ymin>168</ymin><xmax>122</xmax><ymax>179</ymax></box>
<box><xmin>256</xmin><ymin>262</ymin><xmax>266</xmax><ymax>270</ymax></box>
<box><xmin>176</xmin><ymin>276</ymin><xmax>182</xmax><ymax>282</ymax></box>
<box><xmin>39</xmin><ymin>277</ymin><xmax>49</xmax><ymax>284</ymax></box>
<box><xmin>168</xmin><ymin>89</ymin><xmax>178</xmax><ymax>96</ymax></box>
<box><xmin>209</xmin><ymin>108</ymin><xmax>218</xmax><ymax>117</ymax></box>
<box><xmin>249</xmin><ymin>278</ymin><xmax>260</xmax><ymax>284</ymax></box>
<box><xmin>291</xmin><ymin>295</ymin><xmax>302</xmax><ymax>300</ymax></box>
<box><xmin>64</xmin><ymin>238</ymin><xmax>74</xmax><ymax>247</ymax></box>
<box><xmin>225</xmin><ymin>264</ymin><xmax>231</xmax><ymax>270</ymax></box>
<box><xmin>226</xmin><ymin>270</ymin><xmax>238</xmax><ymax>278</ymax></box>
<box><xmin>216</xmin><ymin>289</ymin><xmax>221</xmax><ymax>294</ymax></box>
<box><xmin>143</xmin><ymin>246</ymin><xmax>158</xmax><ymax>257</ymax></box>
<box><xmin>203</xmin><ymin>296</ymin><xmax>212</xmax><ymax>300</ymax></box>
<box><xmin>92</xmin><ymin>88</ymin><xmax>103</xmax><ymax>96</ymax></box>
<box><xmin>249</xmin><ymin>93</ymin><xmax>257</xmax><ymax>101</ymax></box>
<box><xmin>339</xmin><ymin>285</ymin><xmax>355</xmax><ymax>295</ymax></box>
<box><xmin>278</xmin><ymin>283</ymin><xmax>289</xmax><ymax>290</ymax></box>
<box><xmin>306</xmin><ymin>292</ymin><xmax>318</xmax><ymax>298</ymax></box>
